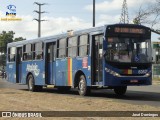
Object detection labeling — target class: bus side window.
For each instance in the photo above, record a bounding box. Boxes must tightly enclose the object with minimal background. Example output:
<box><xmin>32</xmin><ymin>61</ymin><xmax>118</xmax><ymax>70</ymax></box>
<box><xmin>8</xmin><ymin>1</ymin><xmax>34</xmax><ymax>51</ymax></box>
<box><xmin>8</xmin><ymin>48</ymin><xmax>11</xmax><ymax>62</ymax></box>
<box><xmin>78</xmin><ymin>34</ymin><xmax>89</xmax><ymax>57</ymax></box>
<box><xmin>23</xmin><ymin>53</ymin><xmax>27</xmax><ymax>61</ymax></box>
<box><xmin>57</xmin><ymin>38</ymin><xmax>66</xmax><ymax>58</ymax></box>
<box><xmin>34</xmin><ymin>42</ymin><xmax>43</xmax><ymax>60</ymax></box>
<box><xmin>67</xmin><ymin>36</ymin><xmax>77</xmax><ymax>57</ymax></box>
<box><xmin>8</xmin><ymin>47</ymin><xmax>16</xmax><ymax>62</ymax></box>
<box><xmin>23</xmin><ymin>44</ymin><xmax>32</xmax><ymax>61</ymax></box>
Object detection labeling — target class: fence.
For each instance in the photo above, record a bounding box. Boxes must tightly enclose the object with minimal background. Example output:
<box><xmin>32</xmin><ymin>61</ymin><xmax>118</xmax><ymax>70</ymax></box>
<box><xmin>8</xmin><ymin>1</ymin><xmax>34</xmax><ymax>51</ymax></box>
<box><xmin>152</xmin><ymin>64</ymin><xmax>160</xmax><ymax>80</ymax></box>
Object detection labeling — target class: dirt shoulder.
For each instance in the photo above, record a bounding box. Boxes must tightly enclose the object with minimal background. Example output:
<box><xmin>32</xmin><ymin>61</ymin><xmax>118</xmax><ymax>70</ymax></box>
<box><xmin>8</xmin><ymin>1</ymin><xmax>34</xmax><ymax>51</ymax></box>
<box><xmin>0</xmin><ymin>78</ymin><xmax>160</xmax><ymax>120</ymax></box>
<box><xmin>0</xmin><ymin>88</ymin><xmax>159</xmax><ymax>111</ymax></box>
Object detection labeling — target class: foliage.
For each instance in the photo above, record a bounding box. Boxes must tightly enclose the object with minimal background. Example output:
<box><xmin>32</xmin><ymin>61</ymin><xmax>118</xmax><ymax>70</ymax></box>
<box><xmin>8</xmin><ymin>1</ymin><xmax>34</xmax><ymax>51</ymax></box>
<box><xmin>0</xmin><ymin>31</ymin><xmax>25</xmax><ymax>66</ymax></box>
<box><xmin>133</xmin><ymin>0</ymin><xmax>160</xmax><ymax>30</ymax></box>
<box><xmin>14</xmin><ymin>37</ymin><xmax>26</xmax><ymax>42</ymax></box>
<box><xmin>0</xmin><ymin>31</ymin><xmax>15</xmax><ymax>53</ymax></box>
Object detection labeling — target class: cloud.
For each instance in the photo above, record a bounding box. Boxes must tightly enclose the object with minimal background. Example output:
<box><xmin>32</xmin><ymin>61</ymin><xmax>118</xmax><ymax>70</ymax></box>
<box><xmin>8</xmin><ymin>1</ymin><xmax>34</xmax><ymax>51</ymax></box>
<box><xmin>84</xmin><ymin>0</ymin><xmax>158</xmax><ymax>28</ymax></box>
<box><xmin>84</xmin><ymin>0</ymin><xmax>156</xmax><ymax>12</ymax></box>
<box><xmin>97</xmin><ymin>14</ymin><xmax>120</xmax><ymax>26</ymax></box>
<box><xmin>85</xmin><ymin>0</ymin><xmax>121</xmax><ymax>12</ymax></box>
<box><xmin>42</xmin><ymin>16</ymin><xmax>90</xmax><ymax>34</ymax></box>
<box><xmin>0</xmin><ymin>13</ymin><xmax>91</xmax><ymax>39</ymax></box>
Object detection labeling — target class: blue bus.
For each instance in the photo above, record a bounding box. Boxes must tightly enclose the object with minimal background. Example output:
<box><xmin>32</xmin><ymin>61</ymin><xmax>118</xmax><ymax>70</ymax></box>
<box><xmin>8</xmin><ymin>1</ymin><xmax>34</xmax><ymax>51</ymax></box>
<box><xmin>6</xmin><ymin>24</ymin><xmax>152</xmax><ymax>96</ymax></box>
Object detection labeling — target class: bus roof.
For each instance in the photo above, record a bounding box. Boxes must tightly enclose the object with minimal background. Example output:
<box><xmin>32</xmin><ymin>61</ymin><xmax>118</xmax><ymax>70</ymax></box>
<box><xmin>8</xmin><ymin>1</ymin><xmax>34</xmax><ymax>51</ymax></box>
<box><xmin>7</xmin><ymin>25</ymin><xmax>107</xmax><ymax>48</ymax></box>
<box><xmin>7</xmin><ymin>24</ymin><xmax>150</xmax><ymax>47</ymax></box>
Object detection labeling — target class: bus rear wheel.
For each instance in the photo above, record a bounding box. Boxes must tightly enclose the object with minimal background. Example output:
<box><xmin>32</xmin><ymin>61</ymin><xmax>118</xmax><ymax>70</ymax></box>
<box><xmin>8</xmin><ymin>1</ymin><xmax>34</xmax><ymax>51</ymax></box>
<box><xmin>114</xmin><ymin>86</ymin><xmax>127</xmax><ymax>95</ymax></box>
<box><xmin>28</xmin><ymin>75</ymin><xmax>42</xmax><ymax>92</ymax></box>
<box><xmin>78</xmin><ymin>75</ymin><xmax>90</xmax><ymax>96</ymax></box>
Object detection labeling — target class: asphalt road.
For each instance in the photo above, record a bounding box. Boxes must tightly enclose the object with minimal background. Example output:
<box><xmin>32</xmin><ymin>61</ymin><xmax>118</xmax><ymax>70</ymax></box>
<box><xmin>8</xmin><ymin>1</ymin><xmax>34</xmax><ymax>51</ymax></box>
<box><xmin>0</xmin><ymin>78</ymin><xmax>160</xmax><ymax>107</ymax></box>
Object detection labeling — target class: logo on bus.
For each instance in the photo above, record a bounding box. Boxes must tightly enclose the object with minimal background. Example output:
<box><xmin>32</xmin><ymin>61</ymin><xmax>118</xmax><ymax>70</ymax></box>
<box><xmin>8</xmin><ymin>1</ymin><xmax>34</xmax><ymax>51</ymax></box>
<box><xmin>26</xmin><ymin>64</ymin><xmax>40</xmax><ymax>76</ymax></box>
<box><xmin>82</xmin><ymin>57</ymin><xmax>88</xmax><ymax>68</ymax></box>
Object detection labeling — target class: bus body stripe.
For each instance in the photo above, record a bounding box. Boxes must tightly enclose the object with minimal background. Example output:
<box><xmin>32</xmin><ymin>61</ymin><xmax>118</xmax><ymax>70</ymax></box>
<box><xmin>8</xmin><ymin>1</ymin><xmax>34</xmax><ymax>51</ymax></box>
<box><xmin>66</xmin><ymin>60</ymin><xmax>68</xmax><ymax>85</ymax></box>
<box><xmin>68</xmin><ymin>58</ymin><xmax>71</xmax><ymax>85</ymax></box>
<box><xmin>128</xmin><ymin>69</ymin><xmax>132</xmax><ymax>74</ymax></box>
<box><xmin>67</xmin><ymin>58</ymin><xmax>72</xmax><ymax>86</ymax></box>
<box><xmin>122</xmin><ymin>69</ymin><xmax>132</xmax><ymax>74</ymax></box>
<box><xmin>70</xmin><ymin>59</ymin><xmax>72</xmax><ymax>86</ymax></box>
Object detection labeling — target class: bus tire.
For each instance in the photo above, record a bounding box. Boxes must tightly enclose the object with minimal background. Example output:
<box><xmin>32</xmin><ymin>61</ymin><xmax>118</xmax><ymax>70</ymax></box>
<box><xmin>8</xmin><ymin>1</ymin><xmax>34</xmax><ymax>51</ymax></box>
<box><xmin>28</xmin><ymin>75</ymin><xmax>42</xmax><ymax>92</ymax></box>
<box><xmin>114</xmin><ymin>86</ymin><xmax>127</xmax><ymax>95</ymax></box>
<box><xmin>78</xmin><ymin>75</ymin><xmax>90</xmax><ymax>96</ymax></box>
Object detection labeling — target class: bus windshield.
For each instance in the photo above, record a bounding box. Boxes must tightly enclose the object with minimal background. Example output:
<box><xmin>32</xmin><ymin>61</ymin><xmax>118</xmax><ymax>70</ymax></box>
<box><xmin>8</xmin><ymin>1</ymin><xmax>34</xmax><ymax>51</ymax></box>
<box><xmin>105</xmin><ymin>37</ymin><xmax>152</xmax><ymax>63</ymax></box>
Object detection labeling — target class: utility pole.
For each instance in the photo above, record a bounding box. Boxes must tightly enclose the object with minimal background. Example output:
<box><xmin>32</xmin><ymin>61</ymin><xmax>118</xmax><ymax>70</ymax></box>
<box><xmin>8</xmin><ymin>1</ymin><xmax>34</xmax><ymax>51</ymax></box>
<box><xmin>93</xmin><ymin>0</ymin><xmax>95</xmax><ymax>27</ymax></box>
<box><xmin>120</xmin><ymin>0</ymin><xmax>129</xmax><ymax>24</ymax></box>
<box><xmin>33</xmin><ymin>2</ymin><xmax>47</xmax><ymax>37</ymax></box>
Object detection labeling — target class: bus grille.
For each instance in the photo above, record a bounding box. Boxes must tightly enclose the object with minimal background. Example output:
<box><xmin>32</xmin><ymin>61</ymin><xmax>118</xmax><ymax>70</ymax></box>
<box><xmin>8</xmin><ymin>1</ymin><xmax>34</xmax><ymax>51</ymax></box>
<box><xmin>120</xmin><ymin>74</ymin><xmax>145</xmax><ymax>76</ymax></box>
<box><xmin>121</xmin><ymin>80</ymin><xmax>146</xmax><ymax>85</ymax></box>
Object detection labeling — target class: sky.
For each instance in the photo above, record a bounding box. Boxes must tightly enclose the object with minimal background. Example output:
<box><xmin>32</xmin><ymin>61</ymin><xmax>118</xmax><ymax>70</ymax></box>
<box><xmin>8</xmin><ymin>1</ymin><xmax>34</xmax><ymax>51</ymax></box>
<box><xmin>0</xmin><ymin>0</ymin><xmax>159</xmax><ymax>41</ymax></box>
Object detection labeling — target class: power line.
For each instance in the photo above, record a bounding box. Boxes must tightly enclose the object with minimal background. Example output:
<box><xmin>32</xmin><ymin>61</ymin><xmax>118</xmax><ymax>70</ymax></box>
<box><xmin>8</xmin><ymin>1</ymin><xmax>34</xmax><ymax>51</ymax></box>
<box><xmin>33</xmin><ymin>2</ymin><xmax>47</xmax><ymax>37</ymax></box>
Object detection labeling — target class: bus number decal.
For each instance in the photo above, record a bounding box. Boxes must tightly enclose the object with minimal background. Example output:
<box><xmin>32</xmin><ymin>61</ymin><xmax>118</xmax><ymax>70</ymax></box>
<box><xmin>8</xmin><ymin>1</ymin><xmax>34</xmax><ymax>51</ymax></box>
<box><xmin>138</xmin><ymin>70</ymin><xmax>147</xmax><ymax>74</ymax></box>
<box><xmin>26</xmin><ymin>64</ymin><xmax>40</xmax><ymax>76</ymax></box>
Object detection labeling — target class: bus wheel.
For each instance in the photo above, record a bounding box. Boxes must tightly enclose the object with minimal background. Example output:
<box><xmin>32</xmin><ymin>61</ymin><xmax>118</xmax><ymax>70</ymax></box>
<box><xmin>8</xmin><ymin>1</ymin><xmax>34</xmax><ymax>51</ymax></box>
<box><xmin>28</xmin><ymin>75</ymin><xmax>42</xmax><ymax>92</ymax></box>
<box><xmin>78</xmin><ymin>75</ymin><xmax>90</xmax><ymax>96</ymax></box>
<box><xmin>114</xmin><ymin>86</ymin><xmax>127</xmax><ymax>95</ymax></box>
<box><xmin>28</xmin><ymin>75</ymin><xmax>34</xmax><ymax>91</ymax></box>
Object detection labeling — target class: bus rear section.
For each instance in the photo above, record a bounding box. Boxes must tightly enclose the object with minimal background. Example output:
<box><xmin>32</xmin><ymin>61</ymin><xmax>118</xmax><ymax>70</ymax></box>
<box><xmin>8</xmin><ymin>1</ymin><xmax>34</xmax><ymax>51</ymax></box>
<box><xmin>101</xmin><ymin>24</ymin><xmax>152</xmax><ymax>95</ymax></box>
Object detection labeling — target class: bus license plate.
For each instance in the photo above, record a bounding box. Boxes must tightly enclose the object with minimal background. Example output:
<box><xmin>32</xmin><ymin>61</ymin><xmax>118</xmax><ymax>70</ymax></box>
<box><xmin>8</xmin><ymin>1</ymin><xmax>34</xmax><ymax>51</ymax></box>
<box><xmin>130</xmin><ymin>80</ymin><xmax>138</xmax><ymax>83</ymax></box>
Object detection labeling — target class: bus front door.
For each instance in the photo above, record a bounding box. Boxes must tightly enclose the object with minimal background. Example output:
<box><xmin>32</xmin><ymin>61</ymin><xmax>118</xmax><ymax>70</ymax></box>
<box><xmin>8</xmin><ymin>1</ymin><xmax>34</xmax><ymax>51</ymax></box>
<box><xmin>46</xmin><ymin>42</ymin><xmax>56</xmax><ymax>85</ymax></box>
<box><xmin>16</xmin><ymin>47</ymin><xmax>22</xmax><ymax>83</ymax></box>
<box><xmin>92</xmin><ymin>35</ymin><xmax>103</xmax><ymax>85</ymax></box>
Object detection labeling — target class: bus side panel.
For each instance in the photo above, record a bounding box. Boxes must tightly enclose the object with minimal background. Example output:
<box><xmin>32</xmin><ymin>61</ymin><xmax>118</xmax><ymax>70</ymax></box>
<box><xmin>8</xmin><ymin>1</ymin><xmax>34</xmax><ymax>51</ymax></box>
<box><xmin>55</xmin><ymin>57</ymin><xmax>91</xmax><ymax>87</ymax></box>
<box><xmin>32</xmin><ymin>61</ymin><xmax>45</xmax><ymax>85</ymax></box>
<box><xmin>72</xmin><ymin>57</ymin><xmax>91</xmax><ymax>87</ymax></box>
<box><xmin>81</xmin><ymin>57</ymin><xmax>91</xmax><ymax>86</ymax></box>
<box><xmin>55</xmin><ymin>59</ymin><xmax>67</xmax><ymax>86</ymax></box>
<box><xmin>47</xmin><ymin>62</ymin><xmax>53</xmax><ymax>84</ymax></box>
<box><xmin>7</xmin><ymin>63</ymin><xmax>16</xmax><ymax>83</ymax></box>
<box><xmin>21</xmin><ymin>61</ymin><xmax>45</xmax><ymax>85</ymax></box>
<box><xmin>21</xmin><ymin>62</ymin><xmax>28</xmax><ymax>84</ymax></box>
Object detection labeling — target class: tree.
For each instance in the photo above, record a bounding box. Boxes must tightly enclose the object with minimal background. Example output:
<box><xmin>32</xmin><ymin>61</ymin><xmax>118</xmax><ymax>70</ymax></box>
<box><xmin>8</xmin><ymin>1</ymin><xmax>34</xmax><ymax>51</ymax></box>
<box><xmin>133</xmin><ymin>0</ymin><xmax>160</xmax><ymax>32</ymax></box>
<box><xmin>0</xmin><ymin>31</ymin><xmax>25</xmax><ymax>67</ymax></box>
<box><xmin>0</xmin><ymin>31</ymin><xmax>15</xmax><ymax>53</ymax></box>
<box><xmin>14</xmin><ymin>37</ymin><xmax>26</xmax><ymax>42</ymax></box>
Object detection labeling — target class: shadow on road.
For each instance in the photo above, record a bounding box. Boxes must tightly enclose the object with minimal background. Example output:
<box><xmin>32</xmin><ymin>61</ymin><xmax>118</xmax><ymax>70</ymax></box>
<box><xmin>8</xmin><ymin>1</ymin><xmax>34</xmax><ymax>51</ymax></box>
<box><xmin>20</xmin><ymin>88</ymin><xmax>160</xmax><ymax>103</ymax></box>
<box><xmin>1</xmin><ymin>78</ymin><xmax>160</xmax><ymax>106</ymax></box>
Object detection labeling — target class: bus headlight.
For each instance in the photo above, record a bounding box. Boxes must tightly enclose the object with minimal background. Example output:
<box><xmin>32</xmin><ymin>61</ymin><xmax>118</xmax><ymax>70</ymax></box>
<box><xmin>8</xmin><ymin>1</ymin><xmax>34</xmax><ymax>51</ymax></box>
<box><xmin>105</xmin><ymin>68</ymin><xmax>110</xmax><ymax>72</ymax></box>
<box><xmin>145</xmin><ymin>73</ymin><xmax>150</xmax><ymax>77</ymax></box>
<box><xmin>113</xmin><ymin>72</ymin><xmax>120</xmax><ymax>77</ymax></box>
<box><xmin>105</xmin><ymin>67</ymin><xmax>120</xmax><ymax>77</ymax></box>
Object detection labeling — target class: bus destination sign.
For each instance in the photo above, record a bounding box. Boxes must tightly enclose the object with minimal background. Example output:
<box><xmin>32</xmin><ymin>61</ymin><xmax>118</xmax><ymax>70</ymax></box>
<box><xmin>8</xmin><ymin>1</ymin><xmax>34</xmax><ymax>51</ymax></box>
<box><xmin>115</xmin><ymin>27</ymin><xmax>145</xmax><ymax>34</ymax></box>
